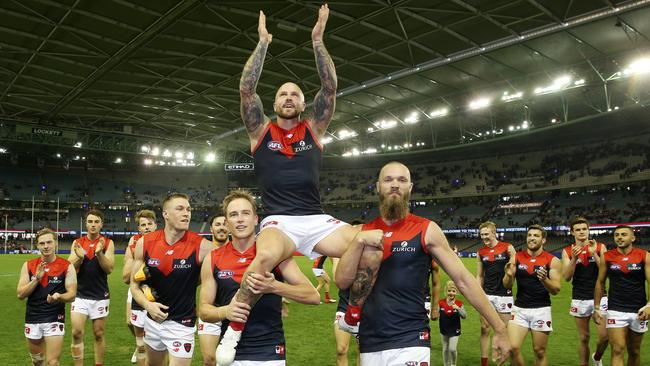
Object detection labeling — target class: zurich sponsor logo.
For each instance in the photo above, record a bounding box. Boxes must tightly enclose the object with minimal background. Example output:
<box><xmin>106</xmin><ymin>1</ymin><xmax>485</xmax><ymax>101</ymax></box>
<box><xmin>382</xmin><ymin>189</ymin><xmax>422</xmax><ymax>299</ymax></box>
<box><xmin>294</xmin><ymin>140</ymin><xmax>313</xmax><ymax>152</ymax></box>
<box><xmin>392</xmin><ymin>241</ymin><xmax>415</xmax><ymax>252</ymax></box>
<box><xmin>217</xmin><ymin>270</ymin><xmax>235</xmax><ymax>279</ymax></box>
<box><xmin>627</xmin><ymin>263</ymin><xmax>641</xmax><ymax>271</ymax></box>
<box><xmin>174</xmin><ymin>259</ymin><xmax>192</xmax><ymax>269</ymax></box>
<box><xmin>148</xmin><ymin>258</ymin><xmax>160</xmax><ymax>267</ymax></box>
<box><xmin>267</xmin><ymin>141</ymin><xmax>283</xmax><ymax>151</ymax></box>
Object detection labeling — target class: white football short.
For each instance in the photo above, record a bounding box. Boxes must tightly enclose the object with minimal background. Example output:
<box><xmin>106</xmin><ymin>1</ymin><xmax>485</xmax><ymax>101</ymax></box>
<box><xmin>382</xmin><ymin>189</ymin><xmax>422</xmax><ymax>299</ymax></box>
<box><xmin>71</xmin><ymin>298</ymin><xmax>110</xmax><ymax>320</ymax></box>
<box><xmin>487</xmin><ymin>295</ymin><xmax>513</xmax><ymax>314</ymax></box>
<box><xmin>606</xmin><ymin>310</ymin><xmax>648</xmax><ymax>333</ymax></box>
<box><xmin>360</xmin><ymin>346</ymin><xmax>430</xmax><ymax>366</ymax></box>
<box><xmin>197</xmin><ymin>318</ymin><xmax>222</xmax><ymax>336</ymax></box>
<box><xmin>569</xmin><ymin>297</ymin><xmax>608</xmax><ymax>317</ymax></box>
<box><xmin>24</xmin><ymin>322</ymin><xmax>65</xmax><ymax>340</ymax></box>
<box><xmin>144</xmin><ymin>317</ymin><xmax>196</xmax><ymax>358</ymax></box>
<box><xmin>510</xmin><ymin>306</ymin><xmax>553</xmax><ymax>332</ymax></box>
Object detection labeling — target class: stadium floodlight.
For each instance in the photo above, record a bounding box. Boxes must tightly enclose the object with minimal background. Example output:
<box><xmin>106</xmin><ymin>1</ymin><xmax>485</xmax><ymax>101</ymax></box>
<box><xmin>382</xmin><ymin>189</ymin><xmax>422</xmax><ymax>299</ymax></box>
<box><xmin>321</xmin><ymin>136</ymin><xmax>333</xmax><ymax>144</ymax></box>
<box><xmin>115</xmin><ymin>157</ymin><xmax>122</xmax><ymax>164</ymax></box>
<box><xmin>381</xmin><ymin>144</ymin><xmax>386</xmax><ymax>148</ymax></box>
<box><xmin>204</xmin><ymin>152</ymin><xmax>216</xmax><ymax>163</ymax></box>
<box><xmin>387</xmin><ymin>146</ymin><xmax>392</xmax><ymax>150</ymax></box>
<box><xmin>376</xmin><ymin>120</ymin><xmax>398</xmax><ymax>129</ymax></box>
<box><xmin>363</xmin><ymin>147</ymin><xmax>377</xmax><ymax>154</ymax></box>
<box><xmin>508</xmin><ymin>125</ymin><xmax>514</xmax><ymax>131</ymax></box>
<box><xmin>342</xmin><ymin>151</ymin><xmax>352</xmax><ymax>157</ymax></box>
<box><xmin>175</xmin><ymin>151</ymin><xmax>184</xmax><ymax>159</ymax></box>
<box><xmin>522</xmin><ymin>121</ymin><xmax>529</xmax><ymax>129</ymax></box>
<box><xmin>623</xmin><ymin>57</ymin><xmax>650</xmax><ymax>75</ymax></box>
<box><xmin>468</xmin><ymin>97</ymin><xmax>491</xmax><ymax>110</ymax></box>
<box><xmin>534</xmin><ymin>75</ymin><xmax>572</xmax><ymax>94</ymax></box>
<box><xmin>367</xmin><ymin>127</ymin><xmax>374</xmax><ymax>132</ymax></box>
<box><xmin>337</xmin><ymin>129</ymin><xmax>357</xmax><ymax>140</ymax></box>
<box><xmin>430</xmin><ymin>108</ymin><xmax>448</xmax><ymax>118</ymax></box>
<box><xmin>404</xmin><ymin>112</ymin><xmax>419</xmax><ymax>124</ymax></box>
<box><xmin>162</xmin><ymin>149</ymin><xmax>172</xmax><ymax>158</ymax></box>
<box><xmin>501</xmin><ymin>91</ymin><xmax>523</xmax><ymax>102</ymax></box>
<box><xmin>551</xmin><ymin>118</ymin><xmax>557</xmax><ymax>123</ymax></box>
<box><xmin>55</xmin><ymin>153</ymin><xmax>61</xmax><ymax>158</ymax></box>
<box><xmin>0</xmin><ymin>147</ymin><xmax>7</xmax><ymax>153</ymax></box>
<box><xmin>186</xmin><ymin>151</ymin><xmax>194</xmax><ymax>160</ymax></box>
<box><xmin>574</xmin><ymin>79</ymin><xmax>585</xmax><ymax>86</ymax></box>
<box><xmin>151</xmin><ymin>147</ymin><xmax>160</xmax><ymax>156</ymax></box>
<box><xmin>73</xmin><ymin>142</ymin><xmax>83</xmax><ymax>148</ymax></box>
<box><xmin>144</xmin><ymin>159</ymin><xmax>153</xmax><ymax>165</ymax></box>
<box><xmin>141</xmin><ymin>145</ymin><xmax>150</xmax><ymax>153</ymax></box>
<box><xmin>74</xmin><ymin>155</ymin><xmax>80</xmax><ymax>160</ymax></box>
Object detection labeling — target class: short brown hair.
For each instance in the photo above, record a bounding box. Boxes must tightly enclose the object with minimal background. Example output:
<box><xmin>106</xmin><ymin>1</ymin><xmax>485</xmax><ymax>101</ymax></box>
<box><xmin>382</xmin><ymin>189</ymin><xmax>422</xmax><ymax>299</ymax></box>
<box><xmin>569</xmin><ymin>217</ymin><xmax>589</xmax><ymax>231</ymax></box>
<box><xmin>208</xmin><ymin>214</ymin><xmax>225</xmax><ymax>226</ymax></box>
<box><xmin>84</xmin><ymin>209</ymin><xmax>104</xmax><ymax>222</ymax></box>
<box><xmin>163</xmin><ymin>193</ymin><xmax>190</xmax><ymax>209</ymax></box>
<box><xmin>527</xmin><ymin>224</ymin><xmax>547</xmax><ymax>239</ymax></box>
<box><xmin>35</xmin><ymin>228</ymin><xmax>57</xmax><ymax>243</ymax></box>
<box><xmin>222</xmin><ymin>189</ymin><xmax>257</xmax><ymax>216</ymax></box>
<box><xmin>135</xmin><ymin>209</ymin><xmax>156</xmax><ymax>223</ymax></box>
<box><xmin>479</xmin><ymin>221</ymin><xmax>497</xmax><ymax>233</ymax></box>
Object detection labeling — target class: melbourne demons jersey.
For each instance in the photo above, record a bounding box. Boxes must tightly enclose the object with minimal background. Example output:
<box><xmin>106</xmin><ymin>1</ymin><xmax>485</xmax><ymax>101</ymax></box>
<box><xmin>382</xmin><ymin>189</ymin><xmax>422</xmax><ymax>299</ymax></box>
<box><xmin>128</xmin><ymin>233</ymin><xmax>144</xmax><ymax>311</ymax></box>
<box><xmin>514</xmin><ymin>250</ymin><xmax>556</xmax><ymax>308</ymax></box>
<box><xmin>563</xmin><ymin>242</ymin><xmax>606</xmax><ymax>300</ymax></box>
<box><xmin>424</xmin><ymin>259</ymin><xmax>439</xmax><ymax>302</ymax></box>
<box><xmin>25</xmin><ymin>257</ymin><xmax>69</xmax><ymax>323</ymax></box>
<box><xmin>143</xmin><ymin>230</ymin><xmax>203</xmax><ymax>326</ymax></box>
<box><xmin>313</xmin><ymin>255</ymin><xmax>327</xmax><ymax>269</ymax></box>
<box><xmin>478</xmin><ymin>241</ymin><xmax>512</xmax><ymax>296</ymax></box>
<box><xmin>212</xmin><ymin>243</ymin><xmax>286</xmax><ymax>361</ymax></box>
<box><xmin>605</xmin><ymin>247</ymin><xmax>647</xmax><ymax>313</ymax></box>
<box><xmin>438</xmin><ymin>299</ymin><xmax>463</xmax><ymax>337</ymax></box>
<box><xmin>252</xmin><ymin>121</ymin><xmax>324</xmax><ymax>216</ymax></box>
<box><xmin>359</xmin><ymin>214</ymin><xmax>433</xmax><ymax>353</ymax></box>
<box><xmin>76</xmin><ymin>235</ymin><xmax>110</xmax><ymax>300</ymax></box>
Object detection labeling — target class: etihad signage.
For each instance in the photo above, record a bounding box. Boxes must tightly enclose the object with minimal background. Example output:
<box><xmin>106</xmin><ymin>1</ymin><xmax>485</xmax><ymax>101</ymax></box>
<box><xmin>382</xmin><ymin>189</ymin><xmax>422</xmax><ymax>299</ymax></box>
<box><xmin>224</xmin><ymin>163</ymin><xmax>254</xmax><ymax>171</ymax></box>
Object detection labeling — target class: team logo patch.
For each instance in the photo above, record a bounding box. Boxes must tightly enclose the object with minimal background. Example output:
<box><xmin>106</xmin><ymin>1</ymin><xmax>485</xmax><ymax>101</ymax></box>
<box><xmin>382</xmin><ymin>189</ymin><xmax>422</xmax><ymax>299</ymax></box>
<box><xmin>198</xmin><ymin>324</ymin><xmax>204</xmax><ymax>331</ymax></box>
<box><xmin>326</xmin><ymin>218</ymin><xmax>341</xmax><ymax>224</ymax></box>
<box><xmin>275</xmin><ymin>345</ymin><xmax>285</xmax><ymax>355</ymax></box>
<box><xmin>610</xmin><ymin>264</ymin><xmax>621</xmax><ymax>270</ymax></box>
<box><xmin>608</xmin><ymin>319</ymin><xmax>616</xmax><ymax>324</ymax></box>
<box><xmin>421</xmin><ymin>363</ymin><xmax>429</xmax><ymax>366</ymax></box>
<box><xmin>267</xmin><ymin>141</ymin><xmax>283</xmax><ymax>151</ymax></box>
<box><xmin>166</xmin><ymin>250</ymin><xmax>174</xmax><ymax>255</ymax></box>
<box><xmin>148</xmin><ymin>258</ymin><xmax>160</xmax><ymax>267</ymax></box>
<box><xmin>262</xmin><ymin>221</ymin><xmax>278</xmax><ymax>228</ymax></box>
<box><xmin>384</xmin><ymin>232</ymin><xmax>393</xmax><ymax>237</ymax></box>
<box><xmin>546</xmin><ymin>321</ymin><xmax>552</xmax><ymax>327</ymax></box>
<box><xmin>418</xmin><ymin>330</ymin><xmax>429</xmax><ymax>340</ymax></box>
<box><xmin>59</xmin><ymin>324</ymin><xmax>64</xmax><ymax>331</ymax></box>
<box><xmin>405</xmin><ymin>362</ymin><xmax>417</xmax><ymax>366</ymax></box>
<box><xmin>25</xmin><ymin>327</ymin><xmax>30</xmax><ymax>334</ymax></box>
<box><xmin>184</xmin><ymin>343</ymin><xmax>192</xmax><ymax>352</ymax></box>
<box><xmin>173</xmin><ymin>341</ymin><xmax>181</xmax><ymax>347</ymax></box>
<box><xmin>571</xmin><ymin>307</ymin><xmax>578</xmax><ymax>313</ymax></box>
<box><xmin>217</xmin><ymin>270</ymin><xmax>235</xmax><ymax>279</ymax></box>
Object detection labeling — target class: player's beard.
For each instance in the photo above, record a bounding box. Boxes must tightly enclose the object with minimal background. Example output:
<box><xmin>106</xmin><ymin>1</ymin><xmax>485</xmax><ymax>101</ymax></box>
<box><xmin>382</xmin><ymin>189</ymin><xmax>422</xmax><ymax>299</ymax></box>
<box><xmin>277</xmin><ymin>109</ymin><xmax>300</xmax><ymax>119</ymax></box>
<box><xmin>379</xmin><ymin>190</ymin><xmax>410</xmax><ymax>221</ymax></box>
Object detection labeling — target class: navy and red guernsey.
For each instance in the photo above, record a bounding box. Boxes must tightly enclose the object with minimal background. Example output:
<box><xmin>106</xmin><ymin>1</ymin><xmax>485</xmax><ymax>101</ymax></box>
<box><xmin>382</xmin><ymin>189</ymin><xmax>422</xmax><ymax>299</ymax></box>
<box><xmin>438</xmin><ymin>299</ymin><xmax>463</xmax><ymax>337</ymax></box>
<box><xmin>143</xmin><ymin>230</ymin><xmax>203</xmax><ymax>327</ymax></box>
<box><xmin>76</xmin><ymin>235</ymin><xmax>110</xmax><ymax>300</ymax></box>
<box><xmin>25</xmin><ymin>257</ymin><xmax>69</xmax><ymax>324</ymax></box>
<box><xmin>212</xmin><ymin>243</ymin><xmax>286</xmax><ymax>361</ymax></box>
<box><xmin>337</xmin><ymin>288</ymin><xmax>350</xmax><ymax>313</ymax></box>
<box><xmin>129</xmin><ymin>233</ymin><xmax>144</xmax><ymax>311</ymax></box>
<box><xmin>514</xmin><ymin>250</ymin><xmax>555</xmax><ymax>308</ymax></box>
<box><xmin>424</xmin><ymin>259</ymin><xmax>439</xmax><ymax>303</ymax></box>
<box><xmin>478</xmin><ymin>241</ymin><xmax>512</xmax><ymax>296</ymax></box>
<box><xmin>605</xmin><ymin>247</ymin><xmax>648</xmax><ymax>313</ymax></box>
<box><xmin>563</xmin><ymin>242</ymin><xmax>606</xmax><ymax>300</ymax></box>
<box><xmin>359</xmin><ymin>214</ymin><xmax>433</xmax><ymax>353</ymax></box>
<box><xmin>252</xmin><ymin>120</ymin><xmax>324</xmax><ymax>216</ymax></box>
<box><xmin>313</xmin><ymin>255</ymin><xmax>327</xmax><ymax>269</ymax></box>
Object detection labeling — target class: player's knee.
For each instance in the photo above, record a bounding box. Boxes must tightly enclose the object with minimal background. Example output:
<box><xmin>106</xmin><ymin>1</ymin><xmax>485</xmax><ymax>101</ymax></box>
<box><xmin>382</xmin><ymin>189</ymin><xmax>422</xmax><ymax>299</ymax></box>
<box><xmin>71</xmin><ymin>328</ymin><xmax>83</xmax><ymax>341</ymax></box>
<box><xmin>336</xmin><ymin>342</ymin><xmax>349</xmax><ymax>356</ymax></box>
<box><xmin>202</xmin><ymin>355</ymin><xmax>216</xmax><ymax>366</ymax></box>
<box><xmin>93</xmin><ymin>328</ymin><xmax>105</xmax><ymax>342</ymax></box>
<box><xmin>578</xmin><ymin>331</ymin><xmax>590</xmax><ymax>344</ymax></box>
<box><xmin>532</xmin><ymin>345</ymin><xmax>546</xmax><ymax>359</ymax></box>
<box><xmin>626</xmin><ymin>344</ymin><xmax>640</xmax><ymax>358</ymax></box>
<box><xmin>610</xmin><ymin>341</ymin><xmax>625</xmax><ymax>355</ymax></box>
<box><xmin>46</xmin><ymin>359</ymin><xmax>59</xmax><ymax>366</ymax></box>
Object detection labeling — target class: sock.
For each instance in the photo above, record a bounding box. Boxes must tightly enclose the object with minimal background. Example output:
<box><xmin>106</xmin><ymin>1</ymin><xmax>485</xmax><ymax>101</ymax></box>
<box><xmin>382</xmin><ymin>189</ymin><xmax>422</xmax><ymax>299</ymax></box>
<box><xmin>325</xmin><ymin>292</ymin><xmax>331</xmax><ymax>301</ymax></box>
<box><xmin>594</xmin><ymin>351</ymin><xmax>603</xmax><ymax>361</ymax></box>
<box><xmin>344</xmin><ymin>305</ymin><xmax>361</xmax><ymax>325</ymax></box>
<box><xmin>96</xmin><ymin>364</ymin><xmax>103</xmax><ymax>366</ymax></box>
<box><xmin>481</xmin><ymin>357</ymin><xmax>488</xmax><ymax>366</ymax></box>
<box><xmin>229</xmin><ymin>321</ymin><xmax>245</xmax><ymax>332</ymax></box>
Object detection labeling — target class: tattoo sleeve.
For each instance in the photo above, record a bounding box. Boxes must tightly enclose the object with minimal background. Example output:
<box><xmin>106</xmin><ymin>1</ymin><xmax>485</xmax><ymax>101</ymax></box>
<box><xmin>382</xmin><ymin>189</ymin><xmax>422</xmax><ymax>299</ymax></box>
<box><xmin>349</xmin><ymin>266</ymin><xmax>379</xmax><ymax>307</ymax></box>
<box><xmin>312</xmin><ymin>40</ymin><xmax>337</xmax><ymax>129</ymax></box>
<box><xmin>240</xmin><ymin>41</ymin><xmax>269</xmax><ymax>134</ymax></box>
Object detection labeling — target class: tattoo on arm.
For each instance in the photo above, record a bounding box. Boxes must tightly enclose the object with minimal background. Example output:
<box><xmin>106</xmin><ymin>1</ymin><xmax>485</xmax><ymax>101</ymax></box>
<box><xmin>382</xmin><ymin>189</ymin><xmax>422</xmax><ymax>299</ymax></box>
<box><xmin>312</xmin><ymin>41</ymin><xmax>337</xmax><ymax>129</ymax></box>
<box><xmin>240</xmin><ymin>42</ymin><xmax>269</xmax><ymax>133</ymax></box>
<box><xmin>236</xmin><ymin>271</ymin><xmax>263</xmax><ymax>306</ymax></box>
<box><xmin>350</xmin><ymin>266</ymin><xmax>378</xmax><ymax>307</ymax></box>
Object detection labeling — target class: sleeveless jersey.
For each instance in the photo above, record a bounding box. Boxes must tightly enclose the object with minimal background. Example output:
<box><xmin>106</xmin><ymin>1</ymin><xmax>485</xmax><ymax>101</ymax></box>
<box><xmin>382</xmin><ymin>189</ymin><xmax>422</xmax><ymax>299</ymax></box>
<box><xmin>313</xmin><ymin>256</ymin><xmax>327</xmax><ymax>269</ymax></box>
<box><xmin>438</xmin><ymin>299</ymin><xmax>463</xmax><ymax>337</ymax></box>
<box><xmin>129</xmin><ymin>233</ymin><xmax>144</xmax><ymax>311</ymax></box>
<box><xmin>76</xmin><ymin>235</ymin><xmax>110</xmax><ymax>300</ymax></box>
<box><xmin>478</xmin><ymin>241</ymin><xmax>513</xmax><ymax>296</ymax></box>
<box><xmin>252</xmin><ymin>121</ymin><xmax>324</xmax><ymax>216</ymax></box>
<box><xmin>143</xmin><ymin>230</ymin><xmax>203</xmax><ymax>326</ymax></box>
<box><xmin>25</xmin><ymin>257</ymin><xmax>70</xmax><ymax>323</ymax></box>
<box><xmin>605</xmin><ymin>247</ymin><xmax>647</xmax><ymax>313</ymax></box>
<box><xmin>563</xmin><ymin>242</ymin><xmax>605</xmax><ymax>300</ymax></box>
<box><xmin>359</xmin><ymin>214</ymin><xmax>433</xmax><ymax>353</ymax></box>
<box><xmin>514</xmin><ymin>250</ymin><xmax>556</xmax><ymax>308</ymax></box>
<box><xmin>212</xmin><ymin>242</ymin><xmax>286</xmax><ymax>361</ymax></box>
<box><xmin>337</xmin><ymin>288</ymin><xmax>350</xmax><ymax>313</ymax></box>
<box><xmin>424</xmin><ymin>259</ymin><xmax>439</xmax><ymax>302</ymax></box>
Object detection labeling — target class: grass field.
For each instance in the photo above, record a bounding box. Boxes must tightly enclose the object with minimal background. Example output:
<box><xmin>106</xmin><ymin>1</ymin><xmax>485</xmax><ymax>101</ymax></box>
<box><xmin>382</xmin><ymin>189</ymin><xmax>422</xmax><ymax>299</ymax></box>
<box><xmin>1</xmin><ymin>254</ymin><xmax>648</xmax><ymax>365</ymax></box>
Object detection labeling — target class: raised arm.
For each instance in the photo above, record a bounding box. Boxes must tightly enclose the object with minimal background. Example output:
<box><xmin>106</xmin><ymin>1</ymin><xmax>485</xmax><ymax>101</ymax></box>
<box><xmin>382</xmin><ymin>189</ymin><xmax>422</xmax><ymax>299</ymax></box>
<box><xmin>309</xmin><ymin>4</ymin><xmax>337</xmax><ymax>138</ymax></box>
<box><xmin>68</xmin><ymin>239</ymin><xmax>84</xmax><ymax>270</ymax></box>
<box><xmin>95</xmin><ymin>238</ymin><xmax>115</xmax><ymax>274</ymax></box>
<box><xmin>425</xmin><ymin>222</ymin><xmax>511</xmax><ymax>364</ymax></box>
<box><xmin>16</xmin><ymin>262</ymin><xmax>41</xmax><ymax>300</ymax></box>
<box><xmin>240</xmin><ymin>10</ymin><xmax>272</xmax><ymax>147</ymax></box>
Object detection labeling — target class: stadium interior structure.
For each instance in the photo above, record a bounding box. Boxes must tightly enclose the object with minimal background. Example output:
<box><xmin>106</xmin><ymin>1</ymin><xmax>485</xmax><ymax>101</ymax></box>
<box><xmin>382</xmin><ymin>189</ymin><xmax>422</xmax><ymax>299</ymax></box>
<box><xmin>1</xmin><ymin>0</ymin><xmax>649</xmax><ymax>253</ymax></box>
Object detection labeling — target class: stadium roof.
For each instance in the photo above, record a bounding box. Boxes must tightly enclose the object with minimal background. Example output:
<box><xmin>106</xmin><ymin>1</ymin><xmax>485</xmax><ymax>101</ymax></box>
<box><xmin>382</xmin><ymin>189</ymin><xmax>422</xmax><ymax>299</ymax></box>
<box><xmin>1</xmin><ymin>0</ymin><xmax>649</xmax><ymax>163</ymax></box>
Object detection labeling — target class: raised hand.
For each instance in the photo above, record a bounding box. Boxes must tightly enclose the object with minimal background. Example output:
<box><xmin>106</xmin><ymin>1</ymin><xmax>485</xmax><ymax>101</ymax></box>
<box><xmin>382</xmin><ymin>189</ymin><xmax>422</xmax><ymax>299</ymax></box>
<box><xmin>258</xmin><ymin>10</ymin><xmax>272</xmax><ymax>44</ymax></box>
<box><xmin>571</xmin><ymin>244</ymin><xmax>582</xmax><ymax>258</ymax></box>
<box><xmin>311</xmin><ymin>4</ymin><xmax>330</xmax><ymax>42</ymax></box>
<box><xmin>72</xmin><ymin>240</ymin><xmax>85</xmax><ymax>258</ymax></box>
<box><xmin>95</xmin><ymin>237</ymin><xmax>105</xmax><ymax>253</ymax></box>
<box><xmin>504</xmin><ymin>262</ymin><xmax>516</xmax><ymax>277</ymax></box>
<box><xmin>35</xmin><ymin>262</ymin><xmax>46</xmax><ymax>281</ymax></box>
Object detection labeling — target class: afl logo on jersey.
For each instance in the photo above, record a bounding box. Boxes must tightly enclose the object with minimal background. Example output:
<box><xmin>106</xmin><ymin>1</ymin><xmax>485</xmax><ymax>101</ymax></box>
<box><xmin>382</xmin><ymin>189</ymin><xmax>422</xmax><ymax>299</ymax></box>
<box><xmin>267</xmin><ymin>141</ymin><xmax>283</xmax><ymax>151</ymax></box>
<box><xmin>148</xmin><ymin>258</ymin><xmax>160</xmax><ymax>267</ymax></box>
<box><xmin>217</xmin><ymin>270</ymin><xmax>234</xmax><ymax>279</ymax></box>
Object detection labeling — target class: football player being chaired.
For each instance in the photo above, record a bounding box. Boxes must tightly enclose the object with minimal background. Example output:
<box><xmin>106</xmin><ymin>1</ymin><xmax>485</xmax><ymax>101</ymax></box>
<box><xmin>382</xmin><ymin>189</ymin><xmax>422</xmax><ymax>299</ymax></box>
<box><xmin>122</xmin><ymin>209</ymin><xmax>157</xmax><ymax>365</ymax></box>
<box><xmin>594</xmin><ymin>225</ymin><xmax>650</xmax><ymax>366</ymax></box>
<box><xmin>18</xmin><ymin>228</ymin><xmax>77</xmax><ymax>366</ymax></box>
<box><xmin>217</xmin><ymin>5</ymin><xmax>383</xmax><ymax>365</ymax></box>
<box><xmin>503</xmin><ymin>225</ymin><xmax>561</xmax><ymax>366</ymax></box>
<box><xmin>335</xmin><ymin>162</ymin><xmax>511</xmax><ymax>366</ymax></box>
<box><xmin>68</xmin><ymin>209</ymin><xmax>115</xmax><ymax>366</ymax></box>
<box><xmin>129</xmin><ymin>193</ymin><xmax>215</xmax><ymax>366</ymax></box>
<box><xmin>200</xmin><ymin>189</ymin><xmax>320</xmax><ymax>366</ymax></box>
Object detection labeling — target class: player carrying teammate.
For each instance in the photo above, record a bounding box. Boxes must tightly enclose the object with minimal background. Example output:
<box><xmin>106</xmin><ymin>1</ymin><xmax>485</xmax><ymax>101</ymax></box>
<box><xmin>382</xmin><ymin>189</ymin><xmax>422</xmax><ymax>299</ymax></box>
<box><xmin>18</xmin><ymin>228</ymin><xmax>77</xmax><ymax>366</ymax></box>
<box><xmin>68</xmin><ymin>210</ymin><xmax>115</xmax><ymax>366</ymax></box>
